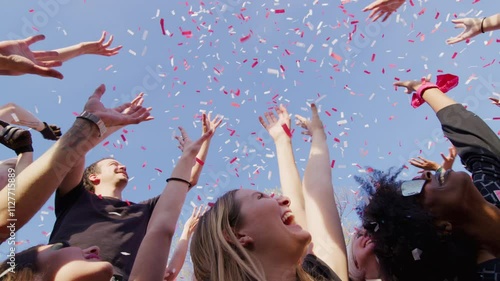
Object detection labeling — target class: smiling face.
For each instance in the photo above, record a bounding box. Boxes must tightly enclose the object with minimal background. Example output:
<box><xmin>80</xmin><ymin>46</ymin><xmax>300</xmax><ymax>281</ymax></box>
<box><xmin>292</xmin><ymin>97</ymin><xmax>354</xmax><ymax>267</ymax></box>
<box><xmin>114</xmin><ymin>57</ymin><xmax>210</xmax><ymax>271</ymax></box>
<box><xmin>36</xmin><ymin>242</ymin><xmax>114</xmax><ymax>281</ymax></box>
<box><xmin>234</xmin><ymin>189</ymin><xmax>311</xmax><ymax>259</ymax></box>
<box><xmin>93</xmin><ymin>159</ymin><xmax>129</xmax><ymax>188</ymax></box>
<box><xmin>349</xmin><ymin>228</ymin><xmax>380</xmax><ymax>280</ymax></box>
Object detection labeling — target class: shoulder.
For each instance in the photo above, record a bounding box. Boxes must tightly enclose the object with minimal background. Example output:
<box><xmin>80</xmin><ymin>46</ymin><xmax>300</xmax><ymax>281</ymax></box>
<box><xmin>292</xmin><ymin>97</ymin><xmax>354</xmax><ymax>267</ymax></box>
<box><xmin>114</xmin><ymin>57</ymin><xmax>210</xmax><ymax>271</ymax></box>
<box><xmin>302</xmin><ymin>254</ymin><xmax>342</xmax><ymax>281</ymax></box>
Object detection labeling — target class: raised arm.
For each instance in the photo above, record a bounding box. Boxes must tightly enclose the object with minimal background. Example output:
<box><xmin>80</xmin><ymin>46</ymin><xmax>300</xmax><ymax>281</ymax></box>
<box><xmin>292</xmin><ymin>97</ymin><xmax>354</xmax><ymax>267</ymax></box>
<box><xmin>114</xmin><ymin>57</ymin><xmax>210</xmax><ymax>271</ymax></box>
<box><xmin>57</xmin><ymin>92</ymin><xmax>151</xmax><ymax>196</ymax></box>
<box><xmin>0</xmin><ymin>103</ymin><xmax>61</xmax><ymax>140</ymax></box>
<box><xmin>0</xmin><ymin>35</ymin><xmax>63</xmax><ymax>79</ymax></box>
<box><xmin>296</xmin><ymin>104</ymin><xmax>348</xmax><ymax>280</ymax></box>
<box><xmin>47</xmin><ymin>32</ymin><xmax>122</xmax><ymax>63</ymax></box>
<box><xmin>164</xmin><ymin>205</ymin><xmax>207</xmax><ymax>281</ymax></box>
<box><xmin>259</xmin><ymin>105</ymin><xmax>307</xmax><ymax>230</ymax></box>
<box><xmin>130</xmin><ymin>128</ymin><xmax>214</xmax><ymax>281</ymax></box>
<box><xmin>188</xmin><ymin>113</ymin><xmax>222</xmax><ymax>187</ymax></box>
<box><xmin>447</xmin><ymin>13</ymin><xmax>500</xmax><ymax>44</ymax></box>
<box><xmin>0</xmin><ymin>85</ymin><xmax>152</xmax><ymax>242</ymax></box>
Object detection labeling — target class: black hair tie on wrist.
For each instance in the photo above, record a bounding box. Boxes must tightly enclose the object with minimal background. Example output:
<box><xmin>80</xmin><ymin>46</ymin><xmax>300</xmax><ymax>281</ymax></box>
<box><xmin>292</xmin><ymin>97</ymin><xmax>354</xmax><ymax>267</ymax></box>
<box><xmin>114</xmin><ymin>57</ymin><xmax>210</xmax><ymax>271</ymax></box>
<box><xmin>166</xmin><ymin>177</ymin><xmax>192</xmax><ymax>188</ymax></box>
<box><xmin>481</xmin><ymin>17</ymin><xmax>486</xmax><ymax>33</ymax></box>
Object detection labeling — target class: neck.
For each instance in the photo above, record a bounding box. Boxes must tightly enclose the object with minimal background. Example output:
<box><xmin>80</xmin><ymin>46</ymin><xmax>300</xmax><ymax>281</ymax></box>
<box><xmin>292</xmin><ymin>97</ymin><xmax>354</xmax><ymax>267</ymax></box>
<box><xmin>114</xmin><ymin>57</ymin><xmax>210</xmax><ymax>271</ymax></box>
<box><xmin>257</xmin><ymin>251</ymin><xmax>300</xmax><ymax>281</ymax></box>
<box><xmin>262</xmin><ymin>262</ymin><xmax>297</xmax><ymax>281</ymax></box>
<box><xmin>94</xmin><ymin>184</ymin><xmax>124</xmax><ymax>200</ymax></box>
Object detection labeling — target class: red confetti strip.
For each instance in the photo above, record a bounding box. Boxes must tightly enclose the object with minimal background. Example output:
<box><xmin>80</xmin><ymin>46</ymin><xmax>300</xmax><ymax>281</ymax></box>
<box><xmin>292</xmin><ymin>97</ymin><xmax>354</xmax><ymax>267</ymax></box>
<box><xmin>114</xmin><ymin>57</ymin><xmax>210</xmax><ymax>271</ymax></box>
<box><xmin>121</xmin><ymin>134</ymin><xmax>127</xmax><ymax>142</ymax></box>
<box><xmin>275</xmin><ymin>9</ymin><xmax>285</xmax><ymax>13</ymax></box>
<box><xmin>103</xmin><ymin>141</ymin><xmax>110</xmax><ymax>146</ymax></box>
<box><xmin>230</xmin><ymin>157</ymin><xmax>238</xmax><ymax>164</ymax></box>
<box><xmin>281</xmin><ymin>124</ymin><xmax>292</xmax><ymax>137</ymax></box>
<box><xmin>154</xmin><ymin>168</ymin><xmax>163</xmax><ymax>173</ymax></box>
<box><xmin>160</xmin><ymin>18</ymin><xmax>166</xmax><ymax>35</ymax></box>
<box><xmin>452</xmin><ymin>52</ymin><xmax>458</xmax><ymax>59</ymax></box>
<box><xmin>331</xmin><ymin>160</ymin><xmax>335</xmax><ymax>168</ymax></box>
<box><xmin>196</xmin><ymin>157</ymin><xmax>205</xmax><ymax>165</ymax></box>
<box><xmin>182</xmin><ymin>30</ymin><xmax>192</xmax><ymax>38</ymax></box>
<box><xmin>240</xmin><ymin>33</ymin><xmax>251</xmax><ymax>43</ymax></box>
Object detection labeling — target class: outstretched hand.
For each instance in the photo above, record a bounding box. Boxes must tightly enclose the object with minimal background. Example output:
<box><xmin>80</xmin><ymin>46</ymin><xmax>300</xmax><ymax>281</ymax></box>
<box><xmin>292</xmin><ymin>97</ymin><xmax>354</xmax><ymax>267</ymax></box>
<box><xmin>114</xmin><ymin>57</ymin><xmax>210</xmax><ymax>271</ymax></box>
<box><xmin>363</xmin><ymin>0</ymin><xmax>405</xmax><ymax>22</ymax></box>
<box><xmin>184</xmin><ymin>205</ymin><xmax>208</xmax><ymax>236</ymax></box>
<box><xmin>83</xmin><ymin>85</ymin><xmax>153</xmax><ymax>128</ymax></box>
<box><xmin>394</xmin><ymin>74</ymin><xmax>431</xmax><ymax>94</ymax></box>
<box><xmin>295</xmin><ymin>103</ymin><xmax>325</xmax><ymax>138</ymax></box>
<box><xmin>0</xmin><ymin>35</ymin><xmax>63</xmax><ymax>79</ymax></box>
<box><xmin>440</xmin><ymin>146</ymin><xmax>457</xmax><ymax>171</ymax></box>
<box><xmin>202</xmin><ymin>112</ymin><xmax>223</xmax><ymax>137</ymax></box>
<box><xmin>175</xmin><ymin>127</ymin><xmax>214</xmax><ymax>159</ymax></box>
<box><xmin>409</xmin><ymin>156</ymin><xmax>440</xmax><ymax>171</ymax></box>
<box><xmin>446</xmin><ymin>17</ymin><xmax>482</xmax><ymax>45</ymax></box>
<box><xmin>79</xmin><ymin>31</ymin><xmax>122</xmax><ymax>57</ymax></box>
<box><xmin>259</xmin><ymin>104</ymin><xmax>292</xmax><ymax>142</ymax></box>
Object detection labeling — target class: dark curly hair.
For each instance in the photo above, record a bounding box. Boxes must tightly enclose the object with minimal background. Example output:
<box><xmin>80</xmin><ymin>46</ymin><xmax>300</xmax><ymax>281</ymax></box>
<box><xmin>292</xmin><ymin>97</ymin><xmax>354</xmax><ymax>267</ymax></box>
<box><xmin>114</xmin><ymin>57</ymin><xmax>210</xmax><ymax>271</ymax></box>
<box><xmin>356</xmin><ymin>167</ymin><xmax>479</xmax><ymax>281</ymax></box>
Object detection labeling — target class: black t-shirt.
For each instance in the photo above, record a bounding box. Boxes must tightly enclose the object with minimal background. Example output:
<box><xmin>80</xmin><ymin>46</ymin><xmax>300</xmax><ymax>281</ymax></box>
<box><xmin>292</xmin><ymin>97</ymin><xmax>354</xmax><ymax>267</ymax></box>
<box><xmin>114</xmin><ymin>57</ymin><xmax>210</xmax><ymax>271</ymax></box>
<box><xmin>49</xmin><ymin>183</ymin><xmax>159</xmax><ymax>281</ymax></box>
<box><xmin>302</xmin><ymin>254</ymin><xmax>342</xmax><ymax>281</ymax></box>
<box><xmin>477</xmin><ymin>258</ymin><xmax>500</xmax><ymax>281</ymax></box>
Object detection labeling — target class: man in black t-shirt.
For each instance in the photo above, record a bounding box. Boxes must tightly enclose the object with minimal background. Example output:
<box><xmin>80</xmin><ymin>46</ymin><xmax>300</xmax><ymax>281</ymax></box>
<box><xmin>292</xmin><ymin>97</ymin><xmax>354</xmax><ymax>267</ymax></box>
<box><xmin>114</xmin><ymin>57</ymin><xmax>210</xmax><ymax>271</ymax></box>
<box><xmin>48</xmin><ymin>110</ymin><xmax>221</xmax><ymax>280</ymax></box>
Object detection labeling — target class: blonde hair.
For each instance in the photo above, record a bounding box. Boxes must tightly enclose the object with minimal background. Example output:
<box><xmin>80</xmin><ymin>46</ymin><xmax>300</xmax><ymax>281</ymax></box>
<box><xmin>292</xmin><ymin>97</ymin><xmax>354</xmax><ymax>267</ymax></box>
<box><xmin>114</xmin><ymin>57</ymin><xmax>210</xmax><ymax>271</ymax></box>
<box><xmin>190</xmin><ymin>190</ymin><xmax>316</xmax><ymax>281</ymax></box>
<box><xmin>347</xmin><ymin>236</ymin><xmax>365</xmax><ymax>281</ymax></box>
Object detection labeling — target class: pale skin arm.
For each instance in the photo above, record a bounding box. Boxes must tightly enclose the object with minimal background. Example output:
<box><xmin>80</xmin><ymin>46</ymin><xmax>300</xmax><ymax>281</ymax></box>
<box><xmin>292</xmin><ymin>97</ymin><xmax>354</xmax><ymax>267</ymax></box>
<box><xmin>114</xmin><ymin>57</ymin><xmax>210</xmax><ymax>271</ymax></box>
<box><xmin>296</xmin><ymin>104</ymin><xmax>348</xmax><ymax>281</ymax></box>
<box><xmin>164</xmin><ymin>205</ymin><xmax>207</xmax><ymax>281</ymax></box>
<box><xmin>0</xmin><ymin>84</ymin><xmax>152</xmax><ymax>242</ymax></box>
<box><xmin>187</xmin><ymin>113</ymin><xmax>222</xmax><ymax>187</ymax></box>
<box><xmin>130</xmin><ymin>128</ymin><xmax>214</xmax><ymax>281</ymax></box>
<box><xmin>57</xmin><ymin>92</ymin><xmax>151</xmax><ymax>196</ymax></box>
<box><xmin>447</xmin><ymin>13</ymin><xmax>500</xmax><ymax>44</ymax></box>
<box><xmin>259</xmin><ymin>104</ymin><xmax>307</xmax><ymax>230</ymax></box>
<box><xmin>48</xmin><ymin>32</ymin><xmax>122</xmax><ymax>63</ymax></box>
<box><xmin>0</xmin><ymin>103</ymin><xmax>45</xmax><ymax>131</ymax></box>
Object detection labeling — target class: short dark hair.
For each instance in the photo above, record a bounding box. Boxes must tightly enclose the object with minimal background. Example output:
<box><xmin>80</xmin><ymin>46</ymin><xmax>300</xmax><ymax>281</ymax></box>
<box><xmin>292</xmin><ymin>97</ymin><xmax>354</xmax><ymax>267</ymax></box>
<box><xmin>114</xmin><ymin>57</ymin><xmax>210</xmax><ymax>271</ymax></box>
<box><xmin>82</xmin><ymin>157</ymin><xmax>114</xmax><ymax>192</ymax></box>
<box><xmin>356</xmin><ymin>168</ymin><xmax>478</xmax><ymax>281</ymax></box>
<box><xmin>0</xmin><ymin>245</ymin><xmax>41</xmax><ymax>281</ymax></box>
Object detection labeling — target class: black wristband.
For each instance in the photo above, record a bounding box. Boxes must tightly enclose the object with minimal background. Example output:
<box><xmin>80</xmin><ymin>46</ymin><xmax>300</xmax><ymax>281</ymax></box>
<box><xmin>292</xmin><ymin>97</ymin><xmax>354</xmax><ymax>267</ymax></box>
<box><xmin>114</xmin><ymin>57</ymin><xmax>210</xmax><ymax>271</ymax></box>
<box><xmin>166</xmin><ymin>177</ymin><xmax>192</xmax><ymax>188</ymax></box>
<box><xmin>481</xmin><ymin>17</ymin><xmax>486</xmax><ymax>33</ymax></box>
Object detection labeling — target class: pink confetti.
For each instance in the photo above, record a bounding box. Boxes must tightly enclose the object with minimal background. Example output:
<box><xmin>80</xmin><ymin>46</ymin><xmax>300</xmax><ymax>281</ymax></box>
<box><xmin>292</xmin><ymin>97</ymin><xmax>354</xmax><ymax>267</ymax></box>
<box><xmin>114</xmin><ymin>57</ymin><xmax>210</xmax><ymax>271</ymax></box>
<box><xmin>371</xmin><ymin>54</ymin><xmax>376</xmax><ymax>62</ymax></box>
<box><xmin>275</xmin><ymin>9</ymin><xmax>285</xmax><ymax>14</ymax></box>
<box><xmin>452</xmin><ymin>52</ymin><xmax>458</xmax><ymax>59</ymax></box>
<box><xmin>331</xmin><ymin>160</ymin><xmax>335</xmax><ymax>168</ymax></box>
<box><xmin>196</xmin><ymin>157</ymin><xmax>205</xmax><ymax>165</ymax></box>
<box><xmin>182</xmin><ymin>30</ymin><xmax>192</xmax><ymax>38</ymax></box>
<box><xmin>240</xmin><ymin>33</ymin><xmax>251</xmax><ymax>43</ymax></box>
<box><xmin>231</xmin><ymin>102</ymin><xmax>240</xmax><ymax>108</ymax></box>
<box><xmin>103</xmin><ymin>141</ymin><xmax>110</xmax><ymax>146</ymax></box>
<box><xmin>121</xmin><ymin>134</ymin><xmax>127</xmax><ymax>142</ymax></box>
<box><xmin>330</xmin><ymin>52</ymin><xmax>343</xmax><ymax>62</ymax></box>
<box><xmin>160</xmin><ymin>18</ymin><xmax>166</xmax><ymax>35</ymax></box>
<box><xmin>230</xmin><ymin>157</ymin><xmax>238</xmax><ymax>164</ymax></box>
<box><xmin>281</xmin><ymin>124</ymin><xmax>292</xmax><ymax>137</ymax></box>
<box><xmin>154</xmin><ymin>168</ymin><xmax>163</xmax><ymax>173</ymax></box>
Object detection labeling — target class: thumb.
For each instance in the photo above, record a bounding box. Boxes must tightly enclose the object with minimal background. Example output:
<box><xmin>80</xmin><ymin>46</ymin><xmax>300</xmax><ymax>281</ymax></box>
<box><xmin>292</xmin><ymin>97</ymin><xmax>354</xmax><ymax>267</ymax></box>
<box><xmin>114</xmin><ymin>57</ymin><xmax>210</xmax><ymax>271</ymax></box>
<box><xmin>310</xmin><ymin>103</ymin><xmax>319</xmax><ymax>119</ymax></box>
<box><xmin>32</xmin><ymin>65</ymin><xmax>63</xmax><ymax>79</ymax></box>
<box><xmin>90</xmin><ymin>84</ymin><xmax>106</xmax><ymax>100</ymax></box>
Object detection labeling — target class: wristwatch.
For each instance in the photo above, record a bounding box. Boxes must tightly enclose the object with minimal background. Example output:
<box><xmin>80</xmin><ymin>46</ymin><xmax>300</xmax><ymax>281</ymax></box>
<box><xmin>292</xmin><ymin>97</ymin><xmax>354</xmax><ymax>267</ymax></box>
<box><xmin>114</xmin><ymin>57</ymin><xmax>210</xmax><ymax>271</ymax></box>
<box><xmin>77</xmin><ymin>111</ymin><xmax>107</xmax><ymax>137</ymax></box>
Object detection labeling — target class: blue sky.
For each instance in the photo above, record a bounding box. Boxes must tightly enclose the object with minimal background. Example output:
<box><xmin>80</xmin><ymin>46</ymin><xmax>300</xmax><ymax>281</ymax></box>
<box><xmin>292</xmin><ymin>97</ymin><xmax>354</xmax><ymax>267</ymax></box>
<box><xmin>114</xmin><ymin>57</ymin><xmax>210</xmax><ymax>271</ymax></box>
<box><xmin>1</xmin><ymin>0</ymin><xmax>499</xmax><ymax>278</ymax></box>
